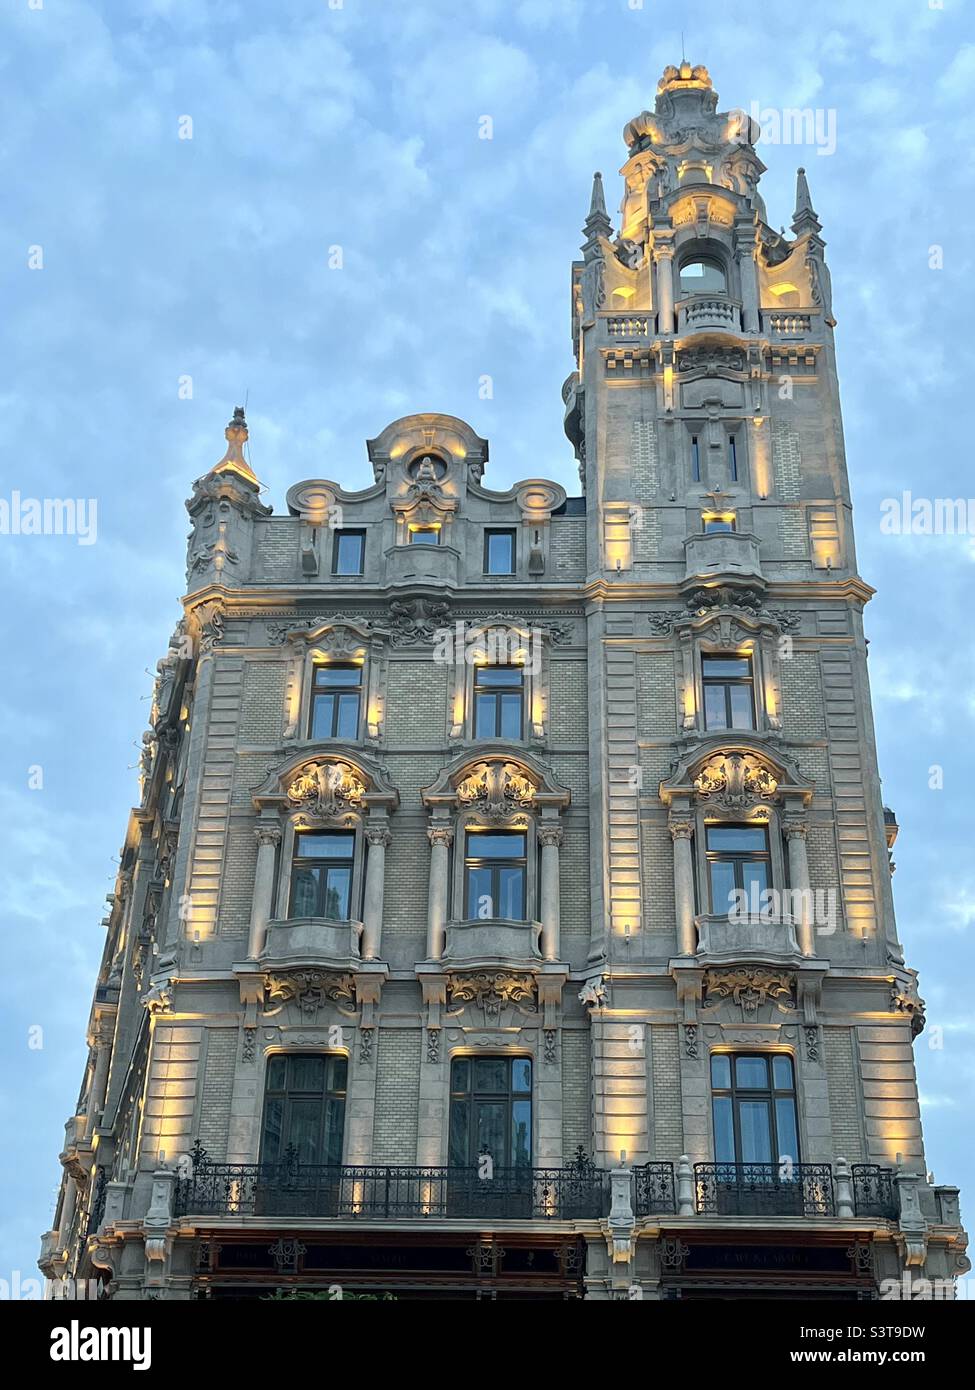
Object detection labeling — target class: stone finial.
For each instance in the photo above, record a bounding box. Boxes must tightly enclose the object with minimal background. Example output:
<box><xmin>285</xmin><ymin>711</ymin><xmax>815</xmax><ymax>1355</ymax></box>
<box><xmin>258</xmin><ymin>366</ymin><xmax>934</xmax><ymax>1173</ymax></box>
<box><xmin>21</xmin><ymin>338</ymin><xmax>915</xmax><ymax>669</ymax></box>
<box><xmin>791</xmin><ymin>166</ymin><xmax>822</xmax><ymax>236</ymax></box>
<box><xmin>657</xmin><ymin>61</ymin><xmax>712</xmax><ymax>95</ymax></box>
<box><xmin>212</xmin><ymin>406</ymin><xmax>259</xmax><ymax>486</ymax></box>
<box><xmin>582</xmin><ymin>171</ymin><xmax>613</xmax><ymax>252</ymax></box>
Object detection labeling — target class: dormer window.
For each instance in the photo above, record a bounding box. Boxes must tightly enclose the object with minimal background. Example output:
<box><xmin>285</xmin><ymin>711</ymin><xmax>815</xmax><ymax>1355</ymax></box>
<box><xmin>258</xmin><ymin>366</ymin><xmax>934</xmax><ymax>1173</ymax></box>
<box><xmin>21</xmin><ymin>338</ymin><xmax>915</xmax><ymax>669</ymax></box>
<box><xmin>679</xmin><ymin>257</ymin><xmax>727</xmax><ymax>295</ymax></box>
<box><xmin>409</xmin><ymin>524</ymin><xmax>440</xmax><ymax>545</ymax></box>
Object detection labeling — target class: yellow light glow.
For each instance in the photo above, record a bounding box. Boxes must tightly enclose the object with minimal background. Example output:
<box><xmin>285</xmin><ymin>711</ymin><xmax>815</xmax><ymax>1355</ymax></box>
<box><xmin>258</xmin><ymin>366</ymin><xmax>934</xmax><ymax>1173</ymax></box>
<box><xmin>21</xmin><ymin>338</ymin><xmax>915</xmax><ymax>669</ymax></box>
<box><xmin>768</xmin><ymin>282</ymin><xmax>799</xmax><ymax>297</ymax></box>
<box><xmin>683</xmin><ymin>684</ymin><xmax>696</xmax><ymax>720</ymax></box>
<box><xmin>663</xmin><ymin>365</ymin><xmax>674</xmax><ymax>393</ymax></box>
<box><xmin>612</xmin><ymin>286</ymin><xmax>637</xmax><ymax>302</ymax></box>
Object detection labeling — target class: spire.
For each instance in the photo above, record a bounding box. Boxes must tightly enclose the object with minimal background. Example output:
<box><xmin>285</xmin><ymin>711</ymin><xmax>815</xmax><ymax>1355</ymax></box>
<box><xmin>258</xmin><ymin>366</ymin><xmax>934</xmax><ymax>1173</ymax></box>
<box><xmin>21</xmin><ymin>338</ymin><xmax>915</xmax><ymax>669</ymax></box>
<box><xmin>581</xmin><ymin>172</ymin><xmax>613</xmax><ymax>258</ymax></box>
<box><xmin>211</xmin><ymin>406</ymin><xmax>260</xmax><ymax>488</ymax></box>
<box><xmin>791</xmin><ymin>167</ymin><xmax>821</xmax><ymax>236</ymax></box>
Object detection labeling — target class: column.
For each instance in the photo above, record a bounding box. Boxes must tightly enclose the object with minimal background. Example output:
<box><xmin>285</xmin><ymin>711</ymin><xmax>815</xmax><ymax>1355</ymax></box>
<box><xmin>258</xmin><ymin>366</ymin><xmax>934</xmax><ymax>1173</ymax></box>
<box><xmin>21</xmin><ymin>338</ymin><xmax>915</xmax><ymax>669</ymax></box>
<box><xmin>653</xmin><ymin>240</ymin><xmax>676</xmax><ymax>334</ymax></box>
<box><xmin>538</xmin><ymin>823</ymin><xmax>563</xmax><ymax>962</ymax></box>
<box><xmin>84</xmin><ymin>1020</ymin><xmax>113</xmax><ymax>1138</ymax></box>
<box><xmin>736</xmin><ymin>218</ymin><xmax>760</xmax><ymax>332</ymax></box>
<box><xmin>361</xmin><ymin>823</ymin><xmax>391</xmax><ymax>960</ymax></box>
<box><xmin>247</xmin><ymin>822</ymin><xmax>282</xmax><ymax>959</ymax></box>
<box><xmin>425</xmin><ymin>825</ymin><xmax>453</xmax><ymax>961</ymax></box>
<box><xmin>670</xmin><ymin>815</ymin><xmax>697</xmax><ymax>957</ymax></box>
<box><xmin>784</xmin><ymin>817</ymin><xmax>815</xmax><ymax>957</ymax></box>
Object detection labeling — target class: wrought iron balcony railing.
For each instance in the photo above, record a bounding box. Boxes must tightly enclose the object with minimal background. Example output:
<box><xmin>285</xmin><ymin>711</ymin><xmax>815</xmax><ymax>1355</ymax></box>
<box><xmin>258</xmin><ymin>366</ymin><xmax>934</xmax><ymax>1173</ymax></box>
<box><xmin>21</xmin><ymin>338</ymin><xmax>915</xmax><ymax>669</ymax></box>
<box><xmin>695</xmin><ymin>1162</ymin><xmax>834</xmax><ymax>1217</ymax></box>
<box><xmin>852</xmin><ymin>1164</ymin><xmax>897</xmax><ymax>1220</ymax></box>
<box><xmin>175</xmin><ymin>1147</ymin><xmax>606</xmax><ymax>1222</ymax></box>
<box><xmin>633</xmin><ymin>1163</ymin><xmax>677</xmax><ymax>1216</ymax></box>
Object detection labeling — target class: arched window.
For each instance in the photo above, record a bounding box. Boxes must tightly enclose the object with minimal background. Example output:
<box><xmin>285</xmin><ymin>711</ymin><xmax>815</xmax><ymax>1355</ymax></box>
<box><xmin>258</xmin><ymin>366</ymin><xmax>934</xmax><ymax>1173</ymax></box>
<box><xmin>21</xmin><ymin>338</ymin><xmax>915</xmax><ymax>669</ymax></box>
<box><xmin>679</xmin><ymin>257</ymin><xmax>727</xmax><ymax>295</ymax></box>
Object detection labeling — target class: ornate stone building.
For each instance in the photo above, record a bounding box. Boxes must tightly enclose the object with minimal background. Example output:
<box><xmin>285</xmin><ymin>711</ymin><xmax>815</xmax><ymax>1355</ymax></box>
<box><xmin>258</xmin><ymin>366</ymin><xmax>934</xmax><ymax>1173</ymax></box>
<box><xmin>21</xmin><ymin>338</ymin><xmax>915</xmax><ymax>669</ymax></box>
<box><xmin>41</xmin><ymin>62</ymin><xmax>967</xmax><ymax>1300</ymax></box>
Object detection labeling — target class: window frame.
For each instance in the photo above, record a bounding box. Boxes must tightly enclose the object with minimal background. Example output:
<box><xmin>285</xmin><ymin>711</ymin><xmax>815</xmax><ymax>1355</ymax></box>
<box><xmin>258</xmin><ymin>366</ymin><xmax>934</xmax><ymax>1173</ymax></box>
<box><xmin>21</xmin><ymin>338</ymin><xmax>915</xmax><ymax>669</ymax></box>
<box><xmin>484</xmin><ymin>528</ymin><xmax>517</xmax><ymax>576</ymax></box>
<box><xmin>702</xmin><ymin>654</ymin><xmax>756</xmax><ymax>732</ymax></box>
<box><xmin>677</xmin><ymin>255</ymin><xmax>728</xmax><ymax>297</ymax></box>
<box><xmin>473</xmin><ymin>664</ymin><xmax>525</xmax><ymax>741</ymax></box>
<box><xmin>448</xmin><ymin>1054</ymin><xmax>533</xmax><ymax>1168</ymax></box>
<box><xmin>463</xmin><ymin>827</ymin><xmax>528</xmax><ymax>922</ymax></box>
<box><xmin>704</xmin><ymin>822</ymin><xmax>772</xmax><ymax>914</ymax></box>
<box><xmin>709</xmin><ymin>1051</ymin><xmax>800</xmax><ymax>1166</ymax></box>
<box><xmin>331</xmin><ymin>528</ymin><xmax>365</xmax><ymax>576</ymax></box>
<box><xmin>309</xmin><ymin>662</ymin><xmax>363</xmax><ymax>741</ymax></box>
<box><xmin>259</xmin><ymin>1052</ymin><xmax>349</xmax><ymax>1167</ymax></box>
<box><xmin>289</xmin><ymin>828</ymin><xmax>357</xmax><ymax>921</ymax></box>
<box><xmin>408</xmin><ymin>524</ymin><xmax>441</xmax><ymax>546</ymax></box>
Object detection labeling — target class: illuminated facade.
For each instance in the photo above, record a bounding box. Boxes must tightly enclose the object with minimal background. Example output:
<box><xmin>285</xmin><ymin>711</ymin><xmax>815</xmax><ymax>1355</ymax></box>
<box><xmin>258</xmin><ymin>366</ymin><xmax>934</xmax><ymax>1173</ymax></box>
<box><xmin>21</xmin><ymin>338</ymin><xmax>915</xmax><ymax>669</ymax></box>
<box><xmin>41</xmin><ymin>63</ymin><xmax>967</xmax><ymax>1300</ymax></box>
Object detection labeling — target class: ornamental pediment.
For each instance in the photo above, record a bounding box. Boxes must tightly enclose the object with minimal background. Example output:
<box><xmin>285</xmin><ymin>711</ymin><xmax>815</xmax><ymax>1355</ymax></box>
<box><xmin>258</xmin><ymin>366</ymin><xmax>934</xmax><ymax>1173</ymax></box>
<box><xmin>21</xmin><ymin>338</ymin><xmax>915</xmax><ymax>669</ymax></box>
<box><xmin>659</xmin><ymin>738</ymin><xmax>813</xmax><ymax>809</ymax></box>
<box><xmin>251</xmin><ymin>748</ymin><xmax>399</xmax><ymax>816</ymax></box>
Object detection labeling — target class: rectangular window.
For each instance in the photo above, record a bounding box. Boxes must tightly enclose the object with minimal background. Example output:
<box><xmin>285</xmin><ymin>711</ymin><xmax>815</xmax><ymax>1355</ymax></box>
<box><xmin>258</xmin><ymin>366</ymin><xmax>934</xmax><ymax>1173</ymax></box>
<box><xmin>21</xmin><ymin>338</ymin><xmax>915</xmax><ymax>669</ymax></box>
<box><xmin>473</xmin><ymin>665</ymin><xmax>523</xmax><ymax>739</ymax></box>
<box><xmin>702</xmin><ymin>654</ymin><xmax>755</xmax><ymax>731</ymax></box>
<box><xmin>702</xmin><ymin>512</ymin><xmax>736</xmax><ymax>534</ymax></box>
<box><xmin>409</xmin><ymin>525</ymin><xmax>440</xmax><ymax>545</ymax></box>
<box><xmin>291</xmin><ymin>831</ymin><xmax>355</xmax><ymax>920</ymax></box>
<box><xmin>310</xmin><ymin>663</ymin><xmax>361</xmax><ymax>740</ymax></box>
<box><xmin>448</xmin><ymin>1055</ymin><xmax>532</xmax><ymax>1167</ymax></box>
<box><xmin>691</xmin><ymin>435</ymin><xmax>701</xmax><ymax>483</ymax></box>
<box><xmin>484</xmin><ymin>529</ymin><xmax>515</xmax><ymax>575</ymax></box>
<box><xmin>260</xmin><ymin>1052</ymin><xmax>348</xmax><ymax>1166</ymax></box>
<box><xmin>332</xmin><ymin>529</ymin><xmax>365</xmax><ymax>576</ymax></box>
<box><xmin>710</xmin><ymin>1052</ymin><xmax>798</xmax><ymax>1165</ymax></box>
<box><xmin>728</xmin><ymin>434</ymin><xmax>738</xmax><ymax>482</ymax></box>
<box><xmin>465</xmin><ymin>830</ymin><xmax>526</xmax><ymax>921</ymax></box>
<box><xmin>705</xmin><ymin>824</ymin><xmax>770</xmax><ymax>914</ymax></box>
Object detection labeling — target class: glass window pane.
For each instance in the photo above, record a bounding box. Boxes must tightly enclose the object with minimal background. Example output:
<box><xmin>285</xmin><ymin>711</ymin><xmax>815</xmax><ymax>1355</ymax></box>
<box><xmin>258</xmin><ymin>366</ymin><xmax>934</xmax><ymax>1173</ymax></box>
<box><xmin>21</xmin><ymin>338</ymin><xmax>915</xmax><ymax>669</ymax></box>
<box><xmin>262</xmin><ymin>1096</ymin><xmax>284</xmax><ymax>1162</ymax></box>
<box><xmin>775</xmin><ymin>1098</ymin><xmax>799</xmax><ymax>1164</ymax></box>
<box><xmin>703</xmin><ymin>657</ymin><xmax>750</xmax><ymax>678</ymax></box>
<box><xmin>466</xmin><ymin>866</ymin><xmax>493</xmax><ymax>919</ymax></box>
<box><xmin>712</xmin><ymin>1096</ymin><xmax>735</xmax><ymax>1163</ymax></box>
<box><xmin>738</xmin><ymin>1100</ymin><xmax>773</xmax><ymax>1162</ymax></box>
<box><xmin>741</xmin><ymin>860</ymin><xmax>769</xmax><ymax>901</ymax></box>
<box><xmin>710</xmin><ymin>1054</ymin><xmax>731</xmax><ymax>1089</ymax></box>
<box><xmin>327</xmin><ymin>1055</ymin><xmax>349</xmax><ymax>1092</ymax></box>
<box><xmin>409</xmin><ymin>527</ymin><xmax>439</xmax><ymax>544</ymax></box>
<box><xmin>679</xmin><ymin>258</ymin><xmax>726</xmax><ymax>294</ymax></box>
<box><xmin>475</xmin><ymin>1102</ymin><xmax>505</xmax><ymax>1160</ymax></box>
<box><xmin>266</xmin><ymin>1055</ymin><xmax>287</xmax><ymax>1092</ymax></box>
<box><xmin>310</xmin><ymin>694</ymin><xmax>335</xmax><ymax>739</ymax></box>
<box><xmin>287</xmin><ymin>1099</ymin><xmax>322</xmax><ymax>1163</ymax></box>
<box><xmin>729</xmin><ymin>684</ymin><xmax>754</xmax><ymax>729</ymax></box>
<box><xmin>335</xmin><ymin>693</ymin><xmax>359</xmax><ymax>739</ymax></box>
<box><xmin>297</xmin><ymin>833</ymin><xmax>354</xmax><ymax>859</ymax></box>
<box><xmin>708</xmin><ymin>860</ymin><xmax>737</xmax><ymax>914</ymax></box>
<box><xmin>512</xmin><ymin>1058</ymin><xmax>532</xmax><ymax>1093</ymax></box>
<box><xmin>477</xmin><ymin>666</ymin><xmax>522</xmax><ymax>687</ymax></box>
<box><xmin>704</xmin><ymin>685</ymin><xmax>728</xmax><ymax>730</ymax></box>
<box><xmin>511</xmin><ymin>1100</ymin><xmax>531</xmax><ymax>1166</ymax></box>
<box><xmin>451</xmin><ymin>1058</ymin><xmax>471</xmax><ymax>1093</ymax></box>
<box><xmin>499</xmin><ymin>693</ymin><xmax>523</xmax><ymax>739</ymax></box>
<box><xmin>291</xmin><ymin>866</ymin><xmax>320</xmax><ymax>917</ymax></box>
<box><xmin>290</xmin><ymin>1055</ymin><xmax>324</xmax><ymax>1092</ymax></box>
<box><xmin>323</xmin><ymin>1097</ymin><xmax>346</xmax><ymax>1164</ymax></box>
<box><xmin>706</xmin><ymin>826</ymin><xmax>767</xmax><ymax>852</ymax></box>
<box><xmin>474</xmin><ymin>692</ymin><xmax>495</xmax><ymax>738</ymax></box>
<box><xmin>772</xmin><ymin>1055</ymin><xmax>794</xmax><ymax>1090</ymax></box>
<box><xmin>497</xmin><ymin>866</ymin><xmax>525</xmax><ymax>920</ymax></box>
<box><xmin>448</xmin><ymin>1098</ymin><xmax>470</xmax><ymax>1165</ymax></box>
<box><xmin>323</xmin><ymin>866</ymin><xmax>351</xmax><ymax>920</ymax></box>
<box><xmin>473</xmin><ymin>1058</ymin><xmax>508</xmax><ymax>1092</ymax></box>
<box><xmin>468</xmin><ymin>833</ymin><xmax>525</xmax><ymax>859</ymax></box>
<box><xmin>315</xmin><ymin>665</ymin><xmax>361</xmax><ymax>687</ymax></box>
<box><xmin>487</xmin><ymin>532</ymin><xmax>514</xmax><ymax>573</ymax></box>
<box><xmin>736</xmin><ymin>1055</ymin><xmax>769</xmax><ymax>1088</ymax></box>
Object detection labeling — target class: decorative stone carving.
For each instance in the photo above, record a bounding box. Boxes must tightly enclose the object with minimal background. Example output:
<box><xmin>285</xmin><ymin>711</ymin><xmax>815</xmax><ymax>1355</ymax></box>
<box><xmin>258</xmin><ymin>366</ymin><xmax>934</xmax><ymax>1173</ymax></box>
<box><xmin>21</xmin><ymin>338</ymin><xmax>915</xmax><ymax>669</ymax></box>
<box><xmin>427</xmin><ymin>825</ymin><xmax>454</xmax><ymax>848</ymax></box>
<box><xmin>426</xmin><ymin>1028</ymin><xmax>441</xmax><ymax>1064</ymax></box>
<box><xmin>358</xmin><ymin>1028</ymin><xmax>374</xmax><ymax>1064</ymax></box>
<box><xmin>455</xmin><ymin>761</ymin><xmax>536</xmax><ymax>821</ymax></box>
<box><xmin>648</xmin><ymin>610</ymin><xmax>684</xmax><ymax>635</ymax></box>
<box><xmin>683</xmin><ymin>1024</ymin><xmax>699</xmax><ymax>1059</ymax></box>
<box><xmin>447</xmin><ymin>971</ymin><xmax>537</xmax><ymax>1021</ymax></box>
<box><xmin>891</xmin><ymin>979</ymin><xmax>926</xmax><ymax>1038</ymax></box>
<box><xmin>804</xmin><ymin>1025</ymin><xmax>820</xmax><ymax>1062</ymax></box>
<box><xmin>241</xmin><ymin>1028</ymin><xmax>256</xmax><ymax>1063</ymax></box>
<box><xmin>388</xmin><ymin>597</ymin><xmax>451</xmax><ymax>646</ymax></box>
<box><xmin>192</xmin><ymin>601</ymin><xmax>224</xmax><ymax>653</ymax></box>
<box><xmin>286</xmin><ymin>761</ymin><xmax>366</xmax><ymax>818</ymax></box>
<box><xmin>578</xmin><ymin>976</ymin><xmax>608</xmax><ymax>1010</ymax></box>
<box><xmin>703</xmin><ymin>968</ymin><xmax>796</xmax><ymax>1015</ymax></box>
<box><xmin>254</xmin><ymin>824</ymin><xmax>282</xmax><ymax>850</ymax></box>
<box><xmin>685</xmin><ymin>585</ymin><xmax>764</xmax><ymax>616</ymax></box>
<box><xmin>364</xmin><ymin>824</ymin><xmax>392</xmax><ymax>849</ymax></box>
<box><xmin>693</xmin><ymin>752</ymin><xmax>778</xmax><ymax>808</ymax></box>
<box><xmin>544</xmin><ymin>1029</ymin><xmax>558</xmax><ymax>1065</ymax></box>
<box><xmin>264</xmin><ymin>970</ymin><xmax>356</xmax><ymax>1016</ymax></box>
<box><xmin>141</xmin><ymin>980</ymin><xmax>173</xmax><ymax>1015</ymax></box>
<box><xmin>537</xmin><ymin>824</ymin><xmax>564</xmax><ymax>849</ymax></box>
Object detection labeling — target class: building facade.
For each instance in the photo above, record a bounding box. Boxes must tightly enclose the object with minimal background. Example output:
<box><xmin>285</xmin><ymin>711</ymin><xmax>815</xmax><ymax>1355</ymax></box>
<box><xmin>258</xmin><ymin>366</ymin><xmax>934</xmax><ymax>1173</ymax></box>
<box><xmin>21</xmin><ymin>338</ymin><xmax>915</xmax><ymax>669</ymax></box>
<box><xmin>41</xmin><ymin>63</ymin><xmax>968</xmax><ymax>1301</ymax></box>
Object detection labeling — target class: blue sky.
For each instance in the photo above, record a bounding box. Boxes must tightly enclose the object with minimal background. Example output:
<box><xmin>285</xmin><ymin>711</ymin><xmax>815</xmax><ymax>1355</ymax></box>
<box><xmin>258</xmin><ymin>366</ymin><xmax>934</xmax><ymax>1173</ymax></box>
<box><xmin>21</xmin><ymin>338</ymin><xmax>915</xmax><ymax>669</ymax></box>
<box><xmin>1</xmin><ymin>0</ymin><xmax>973</xmax><ymax>1287</ymax></box>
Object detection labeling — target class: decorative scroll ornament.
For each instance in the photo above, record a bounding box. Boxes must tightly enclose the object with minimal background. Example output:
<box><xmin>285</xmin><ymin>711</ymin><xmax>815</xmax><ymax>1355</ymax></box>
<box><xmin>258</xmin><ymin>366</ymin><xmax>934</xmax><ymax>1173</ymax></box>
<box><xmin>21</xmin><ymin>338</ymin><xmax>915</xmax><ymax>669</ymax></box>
<box><xmin>693</xmin><ymin>753</ymin><xmax>778</xmax><ymax>809</ymax></box>
<box><xmin>264</xmin><ymin>970</ymin><xmax>356</xmax><ymax>1016</ymax></box>
<box><xmin>703</xmin><ymin>968</ymin><xmax>796</xmax><ymax>1015</ymax></box>
<box><xmin>455</xmin><ymin>761</ymin><xmax>536</xmax><ymax>821</ymax></box>
<box><xmin>891</xmin><ymin>979</ymin><xmax>926</xmax><ymax>1038</ymax></box>
<box><xmin>578</xmin><ymin>976</ymin><xmax>608</xmax><ymax>1009</ymax></box>
<box><xmin>286</xmin><ymin>761</ymin><xmax>366</xmax><ymax>818</ymax></box>
<box><xmin>388</xmin><ymin>597</ymin><xmax>451</xmax><ymax>646</ymax></box>
<box><xmin>447</xmin><ymin>971</ymin><xmax>537</xmax><ymax>1022</ymax></box>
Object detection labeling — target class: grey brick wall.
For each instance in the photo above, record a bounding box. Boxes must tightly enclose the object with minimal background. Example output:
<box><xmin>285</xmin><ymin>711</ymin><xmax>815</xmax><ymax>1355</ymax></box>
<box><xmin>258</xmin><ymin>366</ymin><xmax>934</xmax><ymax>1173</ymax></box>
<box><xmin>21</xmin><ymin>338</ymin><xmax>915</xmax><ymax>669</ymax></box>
<box><xmin>238</xmin><ymin>661</ymin><xmax>286</xmax><ymax>744</ymax></box>
<box><xmin>252</xmin><ymin>521</ymin><xmax>297</xmax><ymax>579</ymax></box>
<box><xmin>549</xmin><ymin>659</ymin><xmax>588</xmax><ymax>742</ymax></box>
<box><xmin>651</xmin><ymin>1025</ymin><xmax>683</xmax><ymax>1160</ymax></box>
<box><xmin>636</xmin><ymin>651</ymin><xmax>677</xmax><ymax>738</ymax></box>
<box><xmin>551</xmin><ymin>520</ymin><xmax>585</xmax><ymax>574</ymax></box>
<box><xmin>384</xmin><ymin>660</ymin><xmax>447</xmax><ymax>743</ymax></box>
<box><xmin>196</xmin><ymin>1029</ymin><xmax>238</xmax><ymax>1161</ymax></box>
<box><xmin>561</xmin><ymin>1030</ymin><xmax>592</xmax><ymax>1161</ymax></box>
<box><xmin>823</xmin><ymin>1027</ymin><xmax>865</xmax><ymax>1163</ymax></box>
<box><xmin>372</xmin><ymin>1030</ymin><xmax>422</xmax><ymax>1163</ymax></box>
<box><xmin>218</xmin><ymin>821</ymin><xmax>258</xmax><ymax>938</ymax></box>
<box><xmin>779</xmin><ymin>651</ymin><xmax>826</xmax><ymax>738</ymax></box>
<box><xmin>642</xmin><ymin>822</ymin><xmax>676</xmax><ymax>931</ymax></box>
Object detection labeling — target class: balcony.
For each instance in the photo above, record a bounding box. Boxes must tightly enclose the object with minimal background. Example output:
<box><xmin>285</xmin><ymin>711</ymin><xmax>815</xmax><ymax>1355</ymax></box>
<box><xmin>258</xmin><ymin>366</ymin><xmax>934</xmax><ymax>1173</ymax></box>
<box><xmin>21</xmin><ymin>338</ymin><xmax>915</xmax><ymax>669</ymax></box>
<box><xmin>684</xmin><ymin>529</ymin><xmax>763</xmax><ymax>585</ymax></box>
<box><xmin>695</xmin><ymin>914</ymin><xmax>802</xmax><ymax>967</ymax></box>
<box><xmin>261</xmin><ymin>918</ymin><xmax>362</xmax><ymax>968</ymax></box>
<box><xmin>631</xmin><ymin>1161</ymin><xmax>896</xmax><ymax>1220</ymax></box>
<box><xmin>175</xmin><ymin>1150</ymin><xmax>606</xmax><ymax>1222</ymax></box>
<box><xmin>442</xmin><ymin>918</ymin><xmax>542</xmax><ymax>967</ymax></box>
<box><xmin>762</xmin><ymin>310</ymin><xmax>813</xmax><ymax>339</ymax></box>
<box><xmin>384</xmin><ymin>541</ymin><xmax>459</xmax><ymax>588</ymax></box>
<box><xmin>677</xmin><ymin>295</ymin><xmax>742</xmax><ymax>337</ymax></box>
